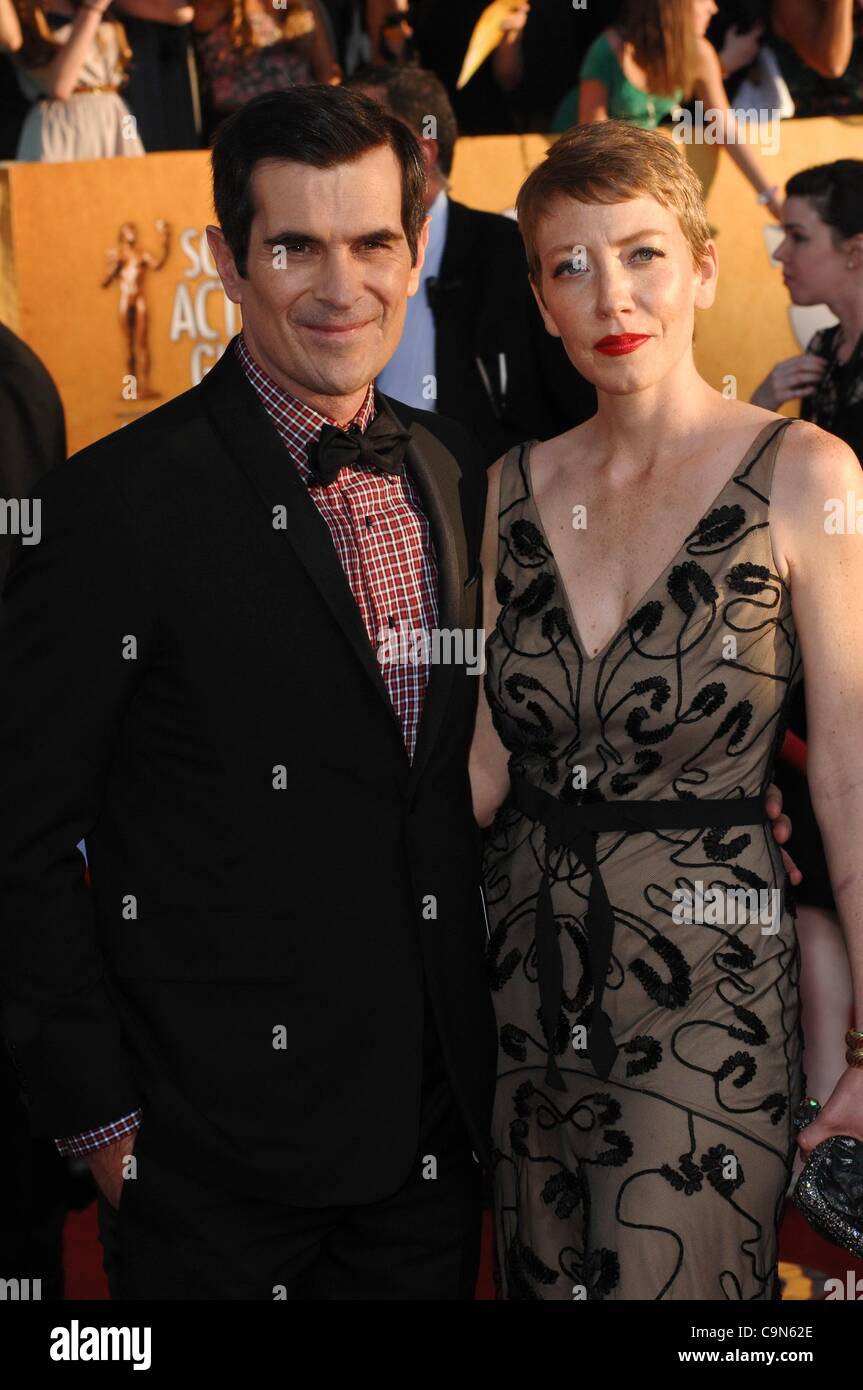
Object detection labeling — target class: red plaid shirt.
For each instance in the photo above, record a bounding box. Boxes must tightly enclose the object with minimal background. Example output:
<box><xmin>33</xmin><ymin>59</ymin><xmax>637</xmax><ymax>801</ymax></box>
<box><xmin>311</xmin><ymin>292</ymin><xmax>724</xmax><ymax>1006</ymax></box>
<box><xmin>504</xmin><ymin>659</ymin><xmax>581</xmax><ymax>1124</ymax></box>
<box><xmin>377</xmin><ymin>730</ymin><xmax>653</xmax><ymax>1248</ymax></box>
<box><xmin>236</xmin><ymin>334</ymin><xmax>439</xmax><ymax>758</ymax></box>
<box><xmin>56</xmin><ymin>333</ymin><xmax>440</xmax><ymax>1157</ymax></box>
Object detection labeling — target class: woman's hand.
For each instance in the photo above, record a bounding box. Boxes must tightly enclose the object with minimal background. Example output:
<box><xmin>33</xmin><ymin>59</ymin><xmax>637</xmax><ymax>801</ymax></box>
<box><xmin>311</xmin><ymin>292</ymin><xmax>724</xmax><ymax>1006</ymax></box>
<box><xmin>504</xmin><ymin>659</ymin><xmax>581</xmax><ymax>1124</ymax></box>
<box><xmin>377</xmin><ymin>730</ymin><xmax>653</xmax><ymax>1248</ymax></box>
<box><xmin>751</xmin><ymin>353</ymin><xmax>827</xmax><ymax>409</ymax></box>
<box><xmin>798</xmin><ymin>1065</ymin><xmax>863</xmax><ymax>1151</ymax></box>
<box><xmin>764</xmin><ymin>780</ymin><xmax>802</xmax><ymax>886</ymax></box>
<box><xmin>718</xmin><ymin>21</ymin><xmax>764</xmax><ymax>78</ymax></box>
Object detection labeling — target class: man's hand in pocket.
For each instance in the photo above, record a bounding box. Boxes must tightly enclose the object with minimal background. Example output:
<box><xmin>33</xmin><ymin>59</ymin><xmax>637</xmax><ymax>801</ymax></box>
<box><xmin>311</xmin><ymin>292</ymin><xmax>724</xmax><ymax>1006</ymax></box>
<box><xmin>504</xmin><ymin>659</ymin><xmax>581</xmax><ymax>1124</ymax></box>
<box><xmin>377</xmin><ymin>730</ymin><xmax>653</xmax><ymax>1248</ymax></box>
<box><xmin>86</xmin><ymin>1128</ymin><xmax>139</xmax><ymax>1211</ymax></box>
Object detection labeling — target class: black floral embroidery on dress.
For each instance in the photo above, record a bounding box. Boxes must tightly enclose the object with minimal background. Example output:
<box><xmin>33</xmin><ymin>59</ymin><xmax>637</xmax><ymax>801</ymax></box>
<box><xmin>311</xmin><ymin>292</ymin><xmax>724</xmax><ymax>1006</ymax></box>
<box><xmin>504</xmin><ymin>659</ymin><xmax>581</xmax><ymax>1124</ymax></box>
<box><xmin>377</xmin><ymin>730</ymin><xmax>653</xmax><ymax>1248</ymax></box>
<box><xmin>580</xmin><ymin>1248</ymin><xmax>621</xmax><ymax>1300</ymax></box>
<box><xmin>660</xmin><ymin>1152</ymin><xmax>704</xmax><ymax>1195</ymax></box>
<box><xmin>510</xmin><ymin>518</ymin><xmax>547</xmax><ymax>560</ymax></box>
<box><xmin>667</xmin><ymin>561</ymin><xmax>718</xmax><ymax>615</ymax></box>
<box><xmin>499</xmin><ymin>1022</ymin><xmax>529</xmax><ymax>1062</ymax></box>
<box><xmin>701</xmin><ymin>1145</ymin><xmax>745</xmax><ymax>1198</ymax></box>
<box><xmin>630</xmin><ymin>598</ymin><xmax>664</xmax><ymax>640</ymax></box>
<box><xmin>542</xmin><ymin>1169</ymin><xmax>585</xmax><ymax>1219</ymax></box>
<box><xmin>495</xmin><ymin>571</ymin><xmax>514</xmax><ymax>604</ymax></box>
<box><xmin>623</xmin><ymin>1034</ymin><xmax>663</xmax><ymax>1076</ymax></box>
<box><xmin>726</xmin><ymin>561</ymin><xmax>772</xmax><ymax>595</ymax></box>
<box><xmin>716</xmin><ymin>1051</ymin><xmax>757</xmax><ymax>1088</ymax></box>
<box><xmin>506</xmin><ymin>1236</ymin><xmax>560</xmax><ymax>1298</ymax></box>
<box><xmin>692</xmin><ymin>504</ymin><xmax>747</xmax><ymax>547</ymax></box>
<box><xmin>511</xmin><ymin>572</ymin><xmax>556</xmax><ymax>616</ymax></box>
<box><xmin>715</xmin><ymin>700</ymin><xmax>753</xmax><ymax>747</ymax></box>
<box><xmin>761</xmin><ymin>1093</ymin><xmax>787</xmax><ymax>1125</ymax></box>
<box><xmin>629</xmin><ymin>933</ymin><xmax>692</xmax><ymax>1009</ymax></box>
<box><xmin>703</xmin><ymin>826</ymin><xmax>753</xmax><ymax>862</ymax></box>
<box><xmin>728</xmin><ymin>1004</ymin><xmax>769</xmax><ymax>1046</ymax></box>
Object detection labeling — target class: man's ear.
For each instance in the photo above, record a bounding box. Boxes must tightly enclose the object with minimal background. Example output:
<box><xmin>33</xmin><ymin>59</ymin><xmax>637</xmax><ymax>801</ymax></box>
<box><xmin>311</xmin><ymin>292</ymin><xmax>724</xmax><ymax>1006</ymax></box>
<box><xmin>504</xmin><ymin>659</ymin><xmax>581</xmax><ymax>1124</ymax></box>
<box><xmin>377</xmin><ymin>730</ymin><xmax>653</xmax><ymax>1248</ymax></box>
<box><xmin>421</xmin><ymin>138</ymin><xmax>439</xmax><ymax>183</ymax></box>
<box><xmin>529</xmin><ymin>271</ymin><xmax>561</xmax><ymax>338</ymax></box>
<box><xmin>206</xmin><ymin>225</ymin><xmax>244</xmax><ymax>304</ymax></box>
<box><xmin>407</xmin><ymin>215</ymin><xmax>431</xmax><ymax>298</ymax></box>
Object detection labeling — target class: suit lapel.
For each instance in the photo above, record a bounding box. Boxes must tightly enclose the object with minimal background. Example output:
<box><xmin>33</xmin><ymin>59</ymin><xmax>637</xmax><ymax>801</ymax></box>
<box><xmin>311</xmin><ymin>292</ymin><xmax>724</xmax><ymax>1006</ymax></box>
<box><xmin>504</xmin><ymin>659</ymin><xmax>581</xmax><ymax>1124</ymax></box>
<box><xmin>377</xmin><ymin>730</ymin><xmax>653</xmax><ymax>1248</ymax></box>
<box><xmin>198</xmin><ymin>344</ymin><xmax>405</xmax><ymax>749</ymax></box>
<box><xmin>198</xmin><ymin>345</ymin><xmax>471</xmax><ymax>786</ymax></box>
<box><xmin>379</xmin><ymin>396</ymin><xmax>469</xmax><ymax>790</ymax></box>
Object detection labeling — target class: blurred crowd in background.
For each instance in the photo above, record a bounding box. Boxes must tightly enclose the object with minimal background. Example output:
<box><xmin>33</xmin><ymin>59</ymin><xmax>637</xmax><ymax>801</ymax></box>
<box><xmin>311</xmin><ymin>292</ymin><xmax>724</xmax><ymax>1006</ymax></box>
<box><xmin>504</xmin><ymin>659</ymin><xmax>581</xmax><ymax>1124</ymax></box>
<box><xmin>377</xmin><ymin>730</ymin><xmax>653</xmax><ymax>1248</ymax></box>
<box><xmin>0</xmin><ymin>0</ymin><xmax>861</xmax><ymax>162</ymax></box>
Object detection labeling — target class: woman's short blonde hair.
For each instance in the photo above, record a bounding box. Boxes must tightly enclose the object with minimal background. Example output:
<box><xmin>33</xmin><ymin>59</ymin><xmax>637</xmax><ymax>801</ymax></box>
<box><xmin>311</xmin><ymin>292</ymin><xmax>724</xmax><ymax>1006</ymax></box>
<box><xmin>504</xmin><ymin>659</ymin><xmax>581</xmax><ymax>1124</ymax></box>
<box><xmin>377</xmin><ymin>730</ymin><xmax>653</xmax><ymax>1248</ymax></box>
<box><xmin>517</xmin><ymin>121</ymin><xmax>712</xmax><ymax>287</ymax></box>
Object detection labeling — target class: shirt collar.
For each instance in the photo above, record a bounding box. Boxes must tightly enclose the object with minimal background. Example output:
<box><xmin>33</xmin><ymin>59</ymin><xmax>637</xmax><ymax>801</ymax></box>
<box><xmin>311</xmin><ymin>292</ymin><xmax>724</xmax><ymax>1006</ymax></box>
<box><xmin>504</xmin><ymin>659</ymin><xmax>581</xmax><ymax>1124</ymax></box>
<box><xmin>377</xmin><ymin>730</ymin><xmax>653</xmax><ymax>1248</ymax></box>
<box><xmin>235</xmin><ymin>333</ymin><xmax>377</xmax><ymax>471</ymax></box>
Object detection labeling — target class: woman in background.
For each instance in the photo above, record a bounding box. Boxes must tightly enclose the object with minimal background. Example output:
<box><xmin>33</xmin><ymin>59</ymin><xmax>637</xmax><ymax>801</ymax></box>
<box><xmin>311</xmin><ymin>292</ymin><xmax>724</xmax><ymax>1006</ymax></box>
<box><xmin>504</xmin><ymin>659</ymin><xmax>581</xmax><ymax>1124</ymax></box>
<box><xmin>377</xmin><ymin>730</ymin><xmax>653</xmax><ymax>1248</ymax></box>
<box><xmin>553</xmin><ymin>0</ymin><xmax>784</xmax><ymax>219</ymax></box>
<box><xmin>192</xmin><ymin>0</ymin><xmax>339</xmax><ymax>136</ymax></box>
<box><xmin>752</xmin><ymin>158</ymin><xmax>863</xmax><ymax>1119</ymax></box>
<box><xmin>0</xmin><ymin>0</ymin><xmax>187</xmax><ymax>159</ymax></box>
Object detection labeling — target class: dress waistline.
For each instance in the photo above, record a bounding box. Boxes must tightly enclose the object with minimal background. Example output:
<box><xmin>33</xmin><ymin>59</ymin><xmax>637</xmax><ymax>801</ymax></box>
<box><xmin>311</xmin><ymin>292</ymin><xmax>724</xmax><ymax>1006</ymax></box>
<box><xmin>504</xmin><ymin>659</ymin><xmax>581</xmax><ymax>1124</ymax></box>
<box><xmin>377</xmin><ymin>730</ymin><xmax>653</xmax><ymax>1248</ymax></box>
<box><xmin>508</xmin><ymin>777</ymin><xmax>766</xmax><ymax>1089</ymax></box>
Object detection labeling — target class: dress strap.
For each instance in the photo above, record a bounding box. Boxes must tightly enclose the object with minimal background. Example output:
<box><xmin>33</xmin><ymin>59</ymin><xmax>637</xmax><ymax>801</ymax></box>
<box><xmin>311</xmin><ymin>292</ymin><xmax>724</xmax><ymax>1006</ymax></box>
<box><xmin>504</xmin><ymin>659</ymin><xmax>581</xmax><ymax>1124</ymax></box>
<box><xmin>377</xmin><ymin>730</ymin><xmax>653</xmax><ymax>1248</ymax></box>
<box><xmin>738</xmin><ymin>416</ymin><xmax>799</xmax><ymax>503</ymax></box>
<box><xmin>495</xmin><ymin>439</ymin><xmax>536</xmax><ymax>576</ymax></box>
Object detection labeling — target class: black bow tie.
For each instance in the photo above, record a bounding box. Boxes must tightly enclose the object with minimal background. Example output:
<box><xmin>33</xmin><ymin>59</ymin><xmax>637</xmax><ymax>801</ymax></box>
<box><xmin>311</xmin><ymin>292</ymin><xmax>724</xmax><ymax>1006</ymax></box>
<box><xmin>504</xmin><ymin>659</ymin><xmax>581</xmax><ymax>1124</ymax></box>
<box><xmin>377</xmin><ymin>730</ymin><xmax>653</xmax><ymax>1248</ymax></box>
<box><xmin>306</xmin><ymin>411</ymin><xmax>412</xmax><ymax>488</ymax></box>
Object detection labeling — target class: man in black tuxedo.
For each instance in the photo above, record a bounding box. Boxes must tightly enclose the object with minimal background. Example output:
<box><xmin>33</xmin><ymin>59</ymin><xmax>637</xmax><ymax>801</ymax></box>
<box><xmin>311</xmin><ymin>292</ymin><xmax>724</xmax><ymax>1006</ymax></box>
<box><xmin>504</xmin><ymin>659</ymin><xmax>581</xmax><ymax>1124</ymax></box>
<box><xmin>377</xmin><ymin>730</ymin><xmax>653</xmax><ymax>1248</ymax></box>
<box><xmin>0</xmin><ymin>85</ymin><xmax>496</xmax><ymax>1300</ymax></box>
<box><xmin>350</xmin><ymin>64</ymin><xmax>597</xmax><ymax>461</ymax></box>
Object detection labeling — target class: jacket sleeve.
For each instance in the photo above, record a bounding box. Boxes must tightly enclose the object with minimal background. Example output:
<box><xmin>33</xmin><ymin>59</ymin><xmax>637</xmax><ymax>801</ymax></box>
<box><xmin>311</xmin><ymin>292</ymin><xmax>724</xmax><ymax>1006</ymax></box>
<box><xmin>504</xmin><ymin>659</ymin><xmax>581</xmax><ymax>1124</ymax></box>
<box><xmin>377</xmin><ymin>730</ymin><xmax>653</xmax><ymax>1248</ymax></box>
<box><xmin>0</xmin><ymin>456</ymin><xmax>156</xmax><ymax>1137</ymax></box>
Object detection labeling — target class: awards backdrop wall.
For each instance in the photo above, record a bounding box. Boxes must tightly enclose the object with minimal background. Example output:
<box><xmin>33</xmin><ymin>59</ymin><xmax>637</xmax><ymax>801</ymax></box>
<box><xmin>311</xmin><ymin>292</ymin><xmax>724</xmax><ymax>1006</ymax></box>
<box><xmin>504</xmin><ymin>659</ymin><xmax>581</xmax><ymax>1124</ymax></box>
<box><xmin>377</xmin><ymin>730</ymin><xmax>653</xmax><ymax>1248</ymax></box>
<box><xmin>1</xmin><ymin>118</ymin><xmax>860</xmax><ymax>455</ymax></box>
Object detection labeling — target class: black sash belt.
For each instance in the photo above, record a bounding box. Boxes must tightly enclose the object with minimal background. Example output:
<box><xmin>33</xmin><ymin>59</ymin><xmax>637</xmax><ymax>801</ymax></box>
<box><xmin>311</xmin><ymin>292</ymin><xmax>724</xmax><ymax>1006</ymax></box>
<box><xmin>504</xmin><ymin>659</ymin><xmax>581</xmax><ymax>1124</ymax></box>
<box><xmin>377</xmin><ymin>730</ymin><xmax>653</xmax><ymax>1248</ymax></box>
<box><xmin>509</xmin><ymin>778</ymin><xmax>767</xmax><ymax>1090</ymax></box>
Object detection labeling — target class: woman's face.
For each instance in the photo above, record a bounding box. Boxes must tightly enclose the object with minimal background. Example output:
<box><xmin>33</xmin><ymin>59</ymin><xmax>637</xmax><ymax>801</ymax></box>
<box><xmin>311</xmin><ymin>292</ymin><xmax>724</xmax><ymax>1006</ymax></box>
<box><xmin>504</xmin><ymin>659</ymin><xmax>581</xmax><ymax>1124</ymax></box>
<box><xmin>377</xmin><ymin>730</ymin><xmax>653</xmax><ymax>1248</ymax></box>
<box><xmin>692</xmin><ymin>0</ymin><xmax>719</xmax><ymax>39</ymax></box>
<box><xmin>773</xmin><ymin>196</ymin><xmax>854</xmax><ymax>306</ymax></box>
<box><xmin>529</xmin><ymin>194</ymin><xmax>717</xmax><ymax>397</ymax></box>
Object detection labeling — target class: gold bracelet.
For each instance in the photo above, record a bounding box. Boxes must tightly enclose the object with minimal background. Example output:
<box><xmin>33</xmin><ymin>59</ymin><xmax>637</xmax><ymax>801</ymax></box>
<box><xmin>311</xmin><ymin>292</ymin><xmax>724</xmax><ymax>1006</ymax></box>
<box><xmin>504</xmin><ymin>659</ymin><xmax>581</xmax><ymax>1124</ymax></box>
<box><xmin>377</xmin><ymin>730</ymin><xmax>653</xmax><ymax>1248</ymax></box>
<box><xmin>845</xmin><ymin>1048</ymin><xmax>863</xmax><ymax>1068</ymax></box>
<box><xmin>847</xmin><ymin>1028</ymin><xmax>863</xmax><ymax>1046</ymax></box>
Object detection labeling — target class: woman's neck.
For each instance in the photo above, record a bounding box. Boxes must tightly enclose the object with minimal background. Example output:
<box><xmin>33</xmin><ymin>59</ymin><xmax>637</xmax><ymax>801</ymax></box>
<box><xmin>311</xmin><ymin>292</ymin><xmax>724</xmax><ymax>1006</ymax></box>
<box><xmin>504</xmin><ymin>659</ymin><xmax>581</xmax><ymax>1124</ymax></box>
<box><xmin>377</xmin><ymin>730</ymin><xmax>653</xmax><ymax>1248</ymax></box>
<box><xmin>828</xmin><ymin>287</ymin><xmax>863</xmax><ymax>364</ymax></box>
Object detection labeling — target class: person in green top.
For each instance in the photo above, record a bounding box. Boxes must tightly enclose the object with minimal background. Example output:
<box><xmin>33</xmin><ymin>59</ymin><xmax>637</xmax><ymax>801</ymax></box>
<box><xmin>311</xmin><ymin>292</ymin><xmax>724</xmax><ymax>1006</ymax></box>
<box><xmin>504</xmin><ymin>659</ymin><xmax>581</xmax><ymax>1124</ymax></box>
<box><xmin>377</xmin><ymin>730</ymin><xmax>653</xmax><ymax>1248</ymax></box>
<box><xmin>554</xmin><ymin>26</ymin><xmax>685</xmax><ymax>132</ymax></box>
<box><xmin>551</xmin><ymin>0</ymin><xmax>784</xmax><ymax>220</ymax></box>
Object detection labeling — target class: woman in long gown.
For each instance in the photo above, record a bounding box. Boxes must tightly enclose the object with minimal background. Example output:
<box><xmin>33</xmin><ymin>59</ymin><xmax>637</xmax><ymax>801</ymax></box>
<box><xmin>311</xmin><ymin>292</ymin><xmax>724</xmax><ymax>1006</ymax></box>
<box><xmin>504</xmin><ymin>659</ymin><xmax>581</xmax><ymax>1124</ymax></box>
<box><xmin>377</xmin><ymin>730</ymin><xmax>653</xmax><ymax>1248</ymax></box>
<box><xmin>469</xmin><ymin>118</ymin><xmax>863</xmax><ymax>1300</ymax></box>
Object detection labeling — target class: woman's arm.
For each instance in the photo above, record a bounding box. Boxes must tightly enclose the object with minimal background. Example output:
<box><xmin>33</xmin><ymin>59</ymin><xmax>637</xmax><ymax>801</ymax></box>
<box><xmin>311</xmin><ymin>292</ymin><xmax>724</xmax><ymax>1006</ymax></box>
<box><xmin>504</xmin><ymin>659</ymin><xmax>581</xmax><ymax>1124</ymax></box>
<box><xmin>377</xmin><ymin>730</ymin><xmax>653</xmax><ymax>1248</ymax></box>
<box><xmin>190</xmin><ymin>0</ymin><xmax>226</xmax><ymax>34</ymax></box>
<box><xmin>0</xmin><ymin>0</ymin><xmax>23</xmax><ymax>52</ymax></box>
<box><xmin>578</xmin><ymin>80</ymin><xmax>609</xmax><ymax>122</ymax></box>
<box><xmin>491</xmin><ymin>1</ymin><xmax>528</xmax><ymax>93</ymax></box>
<box><xmin>772</xmin><ymin>0</ymin><xmax>855</xmax><ymax>79</ymax></box>
<box><xmin>115</xmin><ymin>0</ymin><xmax>194</xmax><ymax>25</ymax></box>
<box><xmin>693</xmin><ymin>37</ymin><xmax>783</xmax><ymax>220</ymax></box>
<box><xmin>24</xmin><ymin>0</ymin><xmax>113</xmax><ymax>100</ymax></box>
<box><xmin>772</xmin><ymin>419</ymin><xmax>863</xmax><ymax>1146</ymax></box>
<box><xmin>469</xmin><ymin>458</ymin><xmax>512</xmax><ymax>828</ymax></box>
<box><xmin>305</xmin><ymin>0</ymin><xmax>341</xmax><ymax>83</ymax></box>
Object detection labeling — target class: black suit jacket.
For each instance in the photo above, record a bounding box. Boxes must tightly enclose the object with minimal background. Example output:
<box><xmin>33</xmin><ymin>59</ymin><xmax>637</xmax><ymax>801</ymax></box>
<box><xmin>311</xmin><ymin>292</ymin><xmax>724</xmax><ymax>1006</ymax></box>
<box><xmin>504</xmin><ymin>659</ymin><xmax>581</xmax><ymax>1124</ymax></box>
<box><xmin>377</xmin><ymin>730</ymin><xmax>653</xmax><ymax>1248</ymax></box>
<box><xmin>431</xmin><ymin>199</ymin><xmax>597</xmax><ymax>462</ymax></box>
<box><xmin>0</xmin><ymin>341</ymin><xmax>497</xmax><ymax>1207</ymax></box>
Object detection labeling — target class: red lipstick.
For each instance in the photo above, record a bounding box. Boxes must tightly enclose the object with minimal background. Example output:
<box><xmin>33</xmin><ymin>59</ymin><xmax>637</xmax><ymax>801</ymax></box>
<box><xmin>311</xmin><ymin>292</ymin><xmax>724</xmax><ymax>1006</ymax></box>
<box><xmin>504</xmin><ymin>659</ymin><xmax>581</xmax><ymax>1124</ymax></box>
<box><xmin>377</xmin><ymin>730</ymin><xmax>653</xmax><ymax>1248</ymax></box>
<box><xmin>594</xmin><ymin>334</ymin><xmax>651</xmax><ymax>356</ymax></box>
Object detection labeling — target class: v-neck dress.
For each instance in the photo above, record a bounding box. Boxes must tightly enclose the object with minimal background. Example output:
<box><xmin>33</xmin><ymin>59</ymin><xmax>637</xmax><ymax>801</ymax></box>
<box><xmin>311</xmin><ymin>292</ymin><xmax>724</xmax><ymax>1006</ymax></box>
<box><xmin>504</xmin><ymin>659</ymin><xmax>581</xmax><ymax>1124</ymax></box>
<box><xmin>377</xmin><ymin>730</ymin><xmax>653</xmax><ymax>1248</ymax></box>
<box><xmin>482</xmin><ymin>417</ymin><xmax>805</xmax><ymax>1300</ymax></box>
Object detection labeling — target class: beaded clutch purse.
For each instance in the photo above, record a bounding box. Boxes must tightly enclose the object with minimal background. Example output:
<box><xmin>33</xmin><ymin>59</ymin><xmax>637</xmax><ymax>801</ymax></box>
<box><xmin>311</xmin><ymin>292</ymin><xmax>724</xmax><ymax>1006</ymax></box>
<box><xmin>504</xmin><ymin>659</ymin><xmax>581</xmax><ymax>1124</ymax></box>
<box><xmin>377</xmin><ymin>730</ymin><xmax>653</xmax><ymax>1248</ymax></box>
<box><xmin>791</xmin><ymin>1097</ymin><xmax>863</xmax><ymax>1259</ymax></box>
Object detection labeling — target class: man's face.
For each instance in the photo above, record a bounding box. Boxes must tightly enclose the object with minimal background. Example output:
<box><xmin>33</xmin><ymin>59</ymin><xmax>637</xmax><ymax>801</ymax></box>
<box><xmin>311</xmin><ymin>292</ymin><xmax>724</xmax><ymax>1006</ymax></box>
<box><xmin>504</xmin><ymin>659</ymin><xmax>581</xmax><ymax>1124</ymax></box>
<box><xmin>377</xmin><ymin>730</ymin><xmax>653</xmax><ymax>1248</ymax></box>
<box><xmin>208</xmin><ymin>145</ymin><xmax>428</xmax><ymax>408</ymax></box>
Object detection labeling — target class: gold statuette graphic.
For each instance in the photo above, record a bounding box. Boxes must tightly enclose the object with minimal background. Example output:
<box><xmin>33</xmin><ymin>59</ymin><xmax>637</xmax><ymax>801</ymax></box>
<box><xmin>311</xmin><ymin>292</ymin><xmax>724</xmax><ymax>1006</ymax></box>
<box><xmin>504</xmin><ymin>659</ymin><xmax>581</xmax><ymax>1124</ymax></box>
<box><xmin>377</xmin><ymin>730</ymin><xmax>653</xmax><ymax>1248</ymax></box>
<box><xmin>102</xmin><ymin>219</ymin><xmax>171</xmax><ymax>401</ymax></box>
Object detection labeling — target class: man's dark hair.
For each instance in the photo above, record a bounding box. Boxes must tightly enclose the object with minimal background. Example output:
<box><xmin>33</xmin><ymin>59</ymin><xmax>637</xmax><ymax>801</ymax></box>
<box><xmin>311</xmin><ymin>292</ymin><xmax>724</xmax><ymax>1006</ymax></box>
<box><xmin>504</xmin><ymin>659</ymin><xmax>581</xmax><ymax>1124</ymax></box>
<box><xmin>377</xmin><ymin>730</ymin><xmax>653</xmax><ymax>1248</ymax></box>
<box><xmin>346</xmin><ymin>63</ymin><xmax>396</xmax><ymax>92</ymax></box>
<box><xmin>211</xmin><ymin>85</ymin><xmax>427</xmax><ymax>278</ymax></box>
<box><xmin>382</xmin><ymin>67</ymin><xmax>459</xmax><ymax>179</ymax></box>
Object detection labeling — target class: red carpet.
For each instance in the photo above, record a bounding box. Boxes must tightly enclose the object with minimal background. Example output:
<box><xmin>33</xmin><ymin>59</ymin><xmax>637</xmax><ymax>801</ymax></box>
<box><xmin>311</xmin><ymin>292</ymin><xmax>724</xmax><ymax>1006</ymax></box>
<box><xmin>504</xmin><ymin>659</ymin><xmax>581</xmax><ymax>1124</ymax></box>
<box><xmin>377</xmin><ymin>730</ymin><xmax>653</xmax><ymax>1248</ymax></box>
<box><xmin>63</xmin><ymin>1199</ymin><xmax>862</xmax><ymax>1300</ymax></box>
